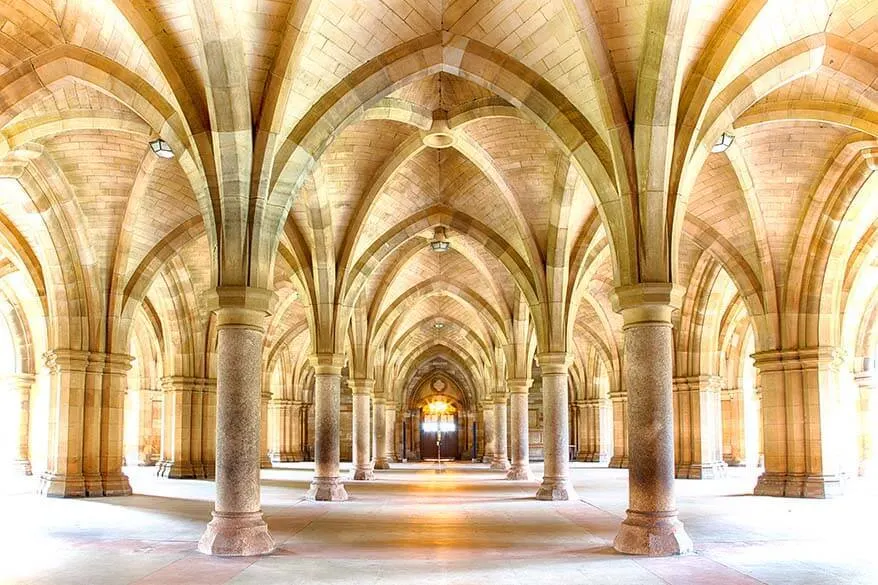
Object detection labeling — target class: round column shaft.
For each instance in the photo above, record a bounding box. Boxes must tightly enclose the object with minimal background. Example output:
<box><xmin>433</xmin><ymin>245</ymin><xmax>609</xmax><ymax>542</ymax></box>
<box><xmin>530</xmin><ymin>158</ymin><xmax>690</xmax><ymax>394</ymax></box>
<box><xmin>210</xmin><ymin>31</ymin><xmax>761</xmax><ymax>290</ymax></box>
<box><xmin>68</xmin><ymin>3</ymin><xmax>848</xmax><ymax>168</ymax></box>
<box><xmin>350</xmin><ymin>380</ymin><xmax>374</xmax><ymax>480</ymax></box>
<box><xmin>506</xmin><ymin>379</ymin><xmax>534</xmax><ymax>480</ymax></box>
<box><xmin>372</xmin><ymin>397</ymin><xmax>390</xmax><ymax>469</ymax></box>
<box><xmin>612</xmin><ymin>285</ymin><xmax>692</xmax><ymax>556</ymax></box>
<box><xmin>198</xmin><ymin>288</ymin><xmax>275</xmax><ymax>556</ymax></box>
<box><xmin>536</xmin><ymin>353</ymin><xmax>577</xmax><ymax>500</ymax></box>
<box><xmin>490</xmin><ymin>392</ymin><xmax>510</xmax><ymax>470</ymax></box>
<box><xmin>307</xmin><ymin>354</ymin><xmax>348</xmax><ymax>501</ymax></box>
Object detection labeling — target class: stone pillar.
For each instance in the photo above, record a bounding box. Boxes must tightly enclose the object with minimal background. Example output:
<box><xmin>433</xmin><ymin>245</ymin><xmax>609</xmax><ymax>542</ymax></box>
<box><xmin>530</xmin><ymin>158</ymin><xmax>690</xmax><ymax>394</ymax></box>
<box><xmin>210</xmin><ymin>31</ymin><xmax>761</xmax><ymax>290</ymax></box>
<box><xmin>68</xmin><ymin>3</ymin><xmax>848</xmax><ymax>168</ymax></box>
<box><xmin>98</xmin><ymin>353</ymin><xmax>134</xmax><ymax>496</ymax></box>
<box><xmin>269</xmin><ymin>398</ymin><xmax>299</xmax><ymax>462</ymax></box>
<box><xmin>753</xmin><ymin>347</ymin><xmax>845</xmax><ymax>498</ymax></box>
<box><xmin>612</xmin><ymin>287</ymin><xmax>692</xmax><ymax>556</ymax></box>
<box><xmin>198</xmin><ymin>288</ymin><xmax>274</xmax><ymax>556</ymax></box>
<box><xmin>481</xmin><ymin>399</ymin><xmax>495</xmax><ymax>464</ymax></box>
<box><xmin>157</xmin><ymin>376</ymin><xmax>195</xmax><ymax>479</ymax></box>
<box><xmin>200</xmin><ymin>378</ymin><xmax>217</xmax><ymax>478</ymax></box>
<box><xmin>306</xmin><ymin>353</ymin><xmax>348</xmax><ymax>500</ymax></box>
<box><xmin>260</xmin><ymin>391</ymin><xmax>272</xmax><ymax>469</ymax></box>
<box><xmin>40</xmin><ymin>350</ymin><xmax>88</xmax><ymax>497</ymax></box>
<box><xmin>291</xmin><ymin>401</ymin><xmax>305</xmax><ymax>461</ymax></box>
<box><xmin>673</xmin><ymin>375</ymin><xmax>727</xmax><ymax>479</ymax></box>
<box><xmin>598</xmin><ymin>397</ymin><xmax>613</xmax><ymax>462</ymax></box>
<box><xmin>536</xmin><ymin>353</ymin><xmax>577</xmax><ymax>500</ymax></box>
<box><xmin>574</xmin><ymin>399</ymin><xmax>588</xmax><ymax>461</ymax></box>
<box><xmin>491</xmin><ymin>392</ymin><xmax>510</xmax><ymax>470</ymax></box>
<box><xmin>349</xmin><ymin>379</ymin><xmax>374</xmax><ymax>480</ymax></box>
<box><xmin>385</xmin><ymin>401</ymin><xmax>397</xmax><ymax>462</ymax></box>
<box><xmin>372</xmin><ymin>395</ymin><xmax>390</xmax><ymax>469</ymax></box>
<box><xmin>5</xmin><ymin>373</ymin><xmax>34</xmax><ymax>475</ymax></box>
<box><xmin>856</xmin><ymin>370</ymin><xmax>875</xmax><ymax>476</ymax></box>
<box><xmin>506</xmin><ymin>379</ymin><xmax>534</xmax><ymax>480</ymax></box>
<box><xmin>722</xmin><ymin>387</ymin><xmax>746</xmax><ymax>466</ymax></box>
<box><xmin>608</xmin><ymin>390</ymin><xmax>629</xmax><ymax>468</ymax></box>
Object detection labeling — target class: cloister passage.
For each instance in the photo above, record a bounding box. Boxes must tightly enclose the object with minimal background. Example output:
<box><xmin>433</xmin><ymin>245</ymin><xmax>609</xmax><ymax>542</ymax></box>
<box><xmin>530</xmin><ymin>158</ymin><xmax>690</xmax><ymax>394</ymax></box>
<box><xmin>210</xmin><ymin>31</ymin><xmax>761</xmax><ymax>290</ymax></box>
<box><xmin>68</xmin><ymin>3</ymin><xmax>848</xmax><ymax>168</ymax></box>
<box><xmin>2</xmin><ymin>463</ymin><xmax>877</xmax><ymax>584</ymax></box>
<box><xmin>1</xmin><ymin>0</ymin><xmax>878</xmax><ymax>583</ymax></box>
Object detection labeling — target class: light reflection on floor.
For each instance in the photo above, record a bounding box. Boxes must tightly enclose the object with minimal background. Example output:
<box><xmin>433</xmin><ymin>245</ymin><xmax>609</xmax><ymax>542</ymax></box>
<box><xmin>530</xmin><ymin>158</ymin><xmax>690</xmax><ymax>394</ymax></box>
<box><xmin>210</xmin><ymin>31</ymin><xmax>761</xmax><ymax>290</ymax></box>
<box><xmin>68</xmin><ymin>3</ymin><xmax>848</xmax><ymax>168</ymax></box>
<box><xmin>1</xmin><ymin>462</ymin><xmax>876</xmax><ymax>584</ymax></box>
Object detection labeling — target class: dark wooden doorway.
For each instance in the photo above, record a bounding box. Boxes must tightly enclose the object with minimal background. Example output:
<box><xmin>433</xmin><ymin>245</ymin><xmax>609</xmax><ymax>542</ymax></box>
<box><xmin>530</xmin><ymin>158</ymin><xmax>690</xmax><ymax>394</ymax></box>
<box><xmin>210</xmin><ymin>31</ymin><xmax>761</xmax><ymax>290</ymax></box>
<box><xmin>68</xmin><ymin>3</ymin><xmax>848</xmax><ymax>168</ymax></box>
<box><xmin>420</xmin><ymin>430</ymin><xmax>459</xmax><ymax>460</ymax></box>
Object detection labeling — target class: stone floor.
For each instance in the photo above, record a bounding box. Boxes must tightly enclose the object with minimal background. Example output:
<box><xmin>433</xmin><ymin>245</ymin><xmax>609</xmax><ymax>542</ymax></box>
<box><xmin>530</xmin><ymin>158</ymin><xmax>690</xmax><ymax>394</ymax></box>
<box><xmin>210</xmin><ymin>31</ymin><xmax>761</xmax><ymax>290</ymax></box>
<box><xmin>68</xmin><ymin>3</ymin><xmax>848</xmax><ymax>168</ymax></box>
<box><xmin>1</xmin><ymin>462</ymin><xmax>876</xmax><ymax>585</ymax></box>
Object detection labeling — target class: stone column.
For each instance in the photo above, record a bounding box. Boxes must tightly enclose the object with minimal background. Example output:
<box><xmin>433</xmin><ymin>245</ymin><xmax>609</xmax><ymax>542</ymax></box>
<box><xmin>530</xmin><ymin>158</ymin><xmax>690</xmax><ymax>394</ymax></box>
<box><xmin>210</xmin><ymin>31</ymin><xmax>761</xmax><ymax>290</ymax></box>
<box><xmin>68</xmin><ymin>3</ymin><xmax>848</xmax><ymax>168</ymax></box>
<box><xmin>349</xmin><ymin>379</ymin><xmax>374</xmax><ymax>480</ymax></box>
<box><xmin>98</xmin><ymin>353</ymin><xmax>134</xmax><ymax>496</ymax></box>
<box><xmin>157</xmin><ymin>376</ymin><xmax>195</xmax><ymax>478</ymax></box>
<box><xmin>608</xmin><ymin>390</ymin><xmax>629</xmax><ymax>468</ymax></box>
<box><xmin>481</xmin><ymin>399</ymin><xmax>495</xmax><ymax>463</ymax></box>
<box><xmin>200</xmin><ymin>378</ymin><xmax>217</xmax><ymax>478</ymax></box>
<box><xmin>612</xmin><ymin>286</ymin><xmax>692</xmax><ymax>556</ymax></box>
<box><xmin>306</xmin><ymin>353</ymin><xmax>348</xmax><ymax>500</ymax></box>
<box><xmin>198</xmin><ymin>288</ymin><xmax>274</xmax><ymax>556</ymax></box>
<box><xmin>536</xmin><ymin>353</ymin><xmax>576</xmax><ymax>500</ymax></box>
<box><xmin>260</xmin><ymin>390</ymin><xmax>272</xmax><ymax>469</ymax></box>
<box><xmin>753</xmin><ymin>347</ymin><xmax>845</xmax><ymax>497</ymax></box>
<box><xmin>506</xmin><ymin>379</ymin><xmax>534</xmax><ymax>480</ymax></box>
<box><xmin>574</xmin><ymin>399</ymin><xmax>588</xmax><ymax>461</ymax></box>
<box><xmin>5</xmin><ymin>374</ymin><xmax>34</xmax><ymax>475</ymax></box>
<box><xmin>385</xmin><ymin>401</ymin><xmax>397</xmax><ymax>462</ymax></box>
<box><xmin>40</xmin><ymin>350</ymin><xmax>89</xmax><ymax>497</ymax></box>
<box><xmin>491</xmin><ymin>391</ymin><xmax>510</xmax><ymax>470</ymax></box>
<box><xmin>598</xmin><ymin>397</ymin><xmax>613</xmax><ymax>462</ymax></box>
<box><xmin>291</xmin><ymin>401</ymin><xmax>305</xmax><ymax>461</ymax></box>
<box><xmin>673</xmin><ymin>375</ymin><xmax>727</xmax><ymax>479</ymax></box>
<box><xmin>372</xmin><ymin>396</ymin><xmax>389</xmax><ymax>469</ymax></box>
<box><xmin>856</xmin><ymin>370</ymin><xmax>875</xmax><ymax>476</ymax></box>
<box><xmin>722</xmin><ymin>387</ymin><xmax>746</xmax><ymax>466</ymax></box>
<box><xmin>269</xmin><ymin>398</ymin><xmax>297</xmax><ymax>462</ymax></box>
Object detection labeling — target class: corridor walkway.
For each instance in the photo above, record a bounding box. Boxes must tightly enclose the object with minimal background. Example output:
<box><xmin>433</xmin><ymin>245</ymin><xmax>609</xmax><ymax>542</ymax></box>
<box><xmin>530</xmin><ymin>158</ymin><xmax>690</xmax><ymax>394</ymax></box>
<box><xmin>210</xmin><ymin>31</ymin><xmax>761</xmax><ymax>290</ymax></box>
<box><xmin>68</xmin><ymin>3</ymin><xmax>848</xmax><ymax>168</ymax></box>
<box><xmin>1</xmin><ymin>464</ymin><xmax>875</xmax><ymax>584</ymax></box>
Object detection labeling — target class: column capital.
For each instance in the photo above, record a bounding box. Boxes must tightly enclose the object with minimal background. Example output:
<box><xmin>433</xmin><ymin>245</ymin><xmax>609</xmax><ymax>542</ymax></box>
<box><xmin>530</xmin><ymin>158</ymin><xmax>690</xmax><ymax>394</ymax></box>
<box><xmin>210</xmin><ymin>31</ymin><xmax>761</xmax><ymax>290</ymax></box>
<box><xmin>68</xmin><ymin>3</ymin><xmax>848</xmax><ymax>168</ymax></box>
<box><xmin>385</xmin><ymin>400</ymin><xmax>397</xmax><ymax>410</ymax></box>
<box><xmin>480</xmin><ymin>398</ymin><xmax>494</xmax><ymax>410</ymax></box>
<box><xmin>43</xmin><ymin>349</ymin><xmax>89</xmax><ymax>373</ymax></box>
<box><xmin>611</xmin><ymin>283</ymin><xmax>683</xmax><ymax>326</ymax></box>
<box><xmin>1</xmin><ymin>373</ymin><xmax>35</xmax><ymax>392</ymax></box>
<box><xmin>205</xmin><ymin>286</ymin><xmax>276</xmax><ymax>330</ymax></box>
<box><xmin>348</xmin><ymin>378</ymin><xmax>375</xmax><ymax>395</ymax></box>
<box><xmin>506</xmin><ymin>378</ymin><xmax>533</xmax><ymax>393</ymax></box>
<box><xmin>372</xmin><ymin>395</ymin><xmax>387</xmax><ymax>406</ymax></box>
<box><xmin>309</xmin><ymin>353</ymin><xmax>345</xmax><ymax>376</ymax></box>
<box><xmin>537</xmin><ymin>352</ymin><xmax>572</xmax><ymax>375</ymax></box>
<box><xmin>752</xmin><ymin>346</ymin><xmax>845</xmax><ymax>371</ymax></box>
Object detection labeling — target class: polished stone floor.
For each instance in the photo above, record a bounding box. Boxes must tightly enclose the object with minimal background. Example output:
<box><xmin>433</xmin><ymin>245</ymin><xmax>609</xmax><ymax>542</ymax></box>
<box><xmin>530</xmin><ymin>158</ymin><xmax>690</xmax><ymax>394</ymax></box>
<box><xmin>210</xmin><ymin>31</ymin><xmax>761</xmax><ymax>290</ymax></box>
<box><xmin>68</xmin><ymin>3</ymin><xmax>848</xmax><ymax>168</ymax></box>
<box><xmin>1</xmin><ymin>462</ymin><xmax>876</xmax><ymax>585</ymax></box>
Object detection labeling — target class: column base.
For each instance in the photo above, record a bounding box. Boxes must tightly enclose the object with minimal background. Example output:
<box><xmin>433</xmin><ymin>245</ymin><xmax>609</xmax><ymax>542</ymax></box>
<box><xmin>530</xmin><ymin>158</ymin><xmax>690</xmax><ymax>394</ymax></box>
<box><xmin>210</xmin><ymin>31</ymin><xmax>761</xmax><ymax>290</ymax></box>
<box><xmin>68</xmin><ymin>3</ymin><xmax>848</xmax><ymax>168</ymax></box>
<box><xmin>156</xmin><ymin>460</ymin><xmax>196</xmax><ymax>479</ymax></box>
<box><xmin>350</xmin><ymin>466</ymin><xmax>374</xmax><ymax>481</ymax></box>
<box><xmin>372</xmin><ymin>458</ymin><xmax>390</xmax><ymax>470</ymax></box>
<box><xmin>608</xmin><ymin>456</ymin><xmax>629</xmax><ymax>468</ymax></box>
<box><xmin>535</xmin><ymin>477</ymin><xmax>577</xmax><ymax>500</ymax></box>
<box><xmin>84</xmin><ymin>473</ymin><xmax>104</xmax><ymax>496</ymax></box>
<box><xmin>614</xmin><ymin>510</ymin><xmax>693</xmax><ymax>556</ymax></box>
<box><xmin>39</xmin><ymin>472</ymin><xmax>85</xmax><ymax>498</ymax></box>
<box><xmin>101</xmin><ymin>472</ymin><xmax>133</xmax><ymax>496</ymax></box>
<box><xmin>306</xmin><ymin>476</ymin><xmax>349</xmax><ymax>501</ymax></box>
<box><xmin>490</xmin><ymin>458</ymin><xmax>510</xmax><ymax>471</ymax></box>
<box><xmin>198</xmin><ymin>511</ymin><xmax>275</xmax><ymax>557</ymax></box>
<box><xmin>201</xmin><ymin>462</ymin><xmax>216</xmax><ymax>479</ymax></box>
<box><xmin>260</xmin><ymin>456</ymin><xmax>273</xmax><ymax>469</ymax></box>
<box><xmin>754</xmin><ymin>472</ymin><xmax>844</xmax><ymax>498</ymax></box>
<box><xmin>676</xmin><ymin>462</ymin><xmax>727</xmax><ymax>480</ymax></box>
<box><xmin>506</xmin><ymin>464</ymin><xmax>534</xmax><ymax>481</ymax></box>
<box><xmin>9</xmin><ymin>459</ymin><xmax>32</xmax><ymax>476</ymax></box>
